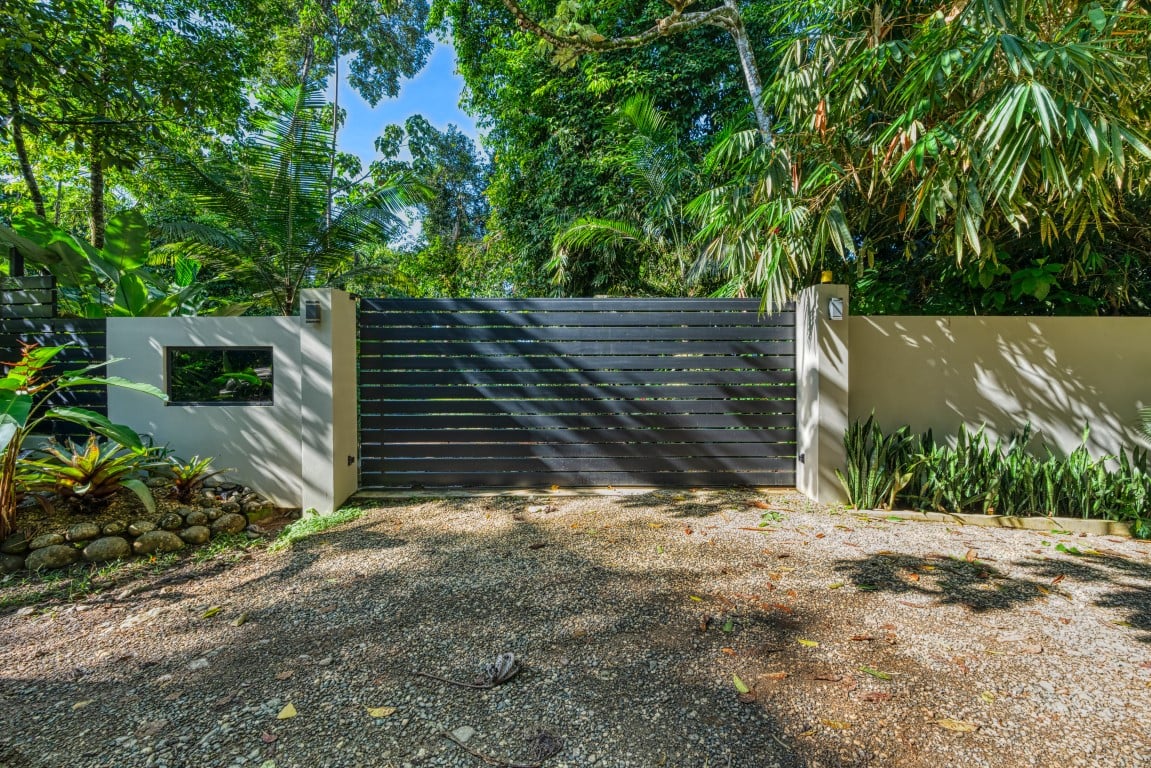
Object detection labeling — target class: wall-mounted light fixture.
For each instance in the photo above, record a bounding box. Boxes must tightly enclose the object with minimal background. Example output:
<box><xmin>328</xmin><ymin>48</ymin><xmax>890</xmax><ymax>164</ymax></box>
<box><xmin>304</xmin><ymin>300</ymin><xmax>322</xmax><ymax>325</ymax></box>
<box><xmin>828</xmin><ymin>297</ymin><xmax>844</xmax><ymax>321</ymax></box>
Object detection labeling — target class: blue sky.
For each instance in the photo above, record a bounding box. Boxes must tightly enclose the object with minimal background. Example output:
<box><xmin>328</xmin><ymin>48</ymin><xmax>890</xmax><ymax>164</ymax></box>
<box><xmin>336</xmin><ymin>42</ymin><xmax>480</xmax><ymax>167</ymax></box>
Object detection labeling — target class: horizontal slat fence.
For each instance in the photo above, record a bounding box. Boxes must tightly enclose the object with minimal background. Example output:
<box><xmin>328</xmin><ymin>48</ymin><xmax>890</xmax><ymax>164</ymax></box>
<box><xmin>0</xmin><ymin>318</ymin><xmax>108</xmax><ymax>439</ymax></box>
<box><xmin>0</xmin><ymin>275</ymin><xmax>56</xmax><ymax>319</ymax></box>
<box><xmin>359</xmin><ymin>298</ymin><xmax>796</xmax><ymax>488</ymax></box>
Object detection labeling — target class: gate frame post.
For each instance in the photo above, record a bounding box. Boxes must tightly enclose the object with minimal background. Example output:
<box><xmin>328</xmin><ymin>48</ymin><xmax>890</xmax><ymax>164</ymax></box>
<box><xmin>796</xmin><ymin>284</ymin><xmax>850</xmax><ymax>504</ymax></box>
<box><xmin>299</xmin><ymin>288</ymin><xmax>359</xmax><ymax>513</ymax></box>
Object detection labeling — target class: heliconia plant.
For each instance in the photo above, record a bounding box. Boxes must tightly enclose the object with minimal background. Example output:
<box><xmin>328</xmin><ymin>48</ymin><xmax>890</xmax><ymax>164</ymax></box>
<box><xmin>0</xmin><ymin>344</ymin><xmax>165</xmax><ymax>537</ymax></box>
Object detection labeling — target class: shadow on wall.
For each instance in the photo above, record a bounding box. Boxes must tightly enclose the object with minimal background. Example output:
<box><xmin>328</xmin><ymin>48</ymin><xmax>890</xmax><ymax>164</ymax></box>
<box><xmin>849</xmin><ymin>316</ymin><xmax>1151</xmax><ymax>459</ymax></box>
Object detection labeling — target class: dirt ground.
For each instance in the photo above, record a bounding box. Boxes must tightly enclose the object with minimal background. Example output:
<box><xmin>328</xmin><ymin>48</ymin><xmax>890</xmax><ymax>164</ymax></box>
<box><xmin>2</xmin><ymin>490</ymin><xmax>1151</xmax><ymax>768</ymax></box>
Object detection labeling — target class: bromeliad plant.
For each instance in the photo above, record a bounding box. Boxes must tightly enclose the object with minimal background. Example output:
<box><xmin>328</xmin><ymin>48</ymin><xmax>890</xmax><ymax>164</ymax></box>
<box><xmin>165</xmin><ymin>456</ymin><xmax>231</xmax><ymax>504</ymax></box>
<box><xmin>0</xmin><ymin>344</ymin><xmax>165</xmax><ymax>537</ymax></box>
<box><xmin>21</xmin><ymin>436</ymin><xmax>168</xmax><ymax>513</ymax></box>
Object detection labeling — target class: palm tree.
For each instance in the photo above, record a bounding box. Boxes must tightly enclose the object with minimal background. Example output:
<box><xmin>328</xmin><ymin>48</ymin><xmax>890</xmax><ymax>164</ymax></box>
<box><xmin>692</xmin><ymin>0</ymin><xmax>1151</xmax><ymax>313</ymax></box>
<box><xmin>156</xmin><ymin>79</ymin><xmax>416</xmax><ymax>315</ymax></box>
<box><xmin>547</xmin><ymin>94</ymin><xmax>706</xmax><ymax>296</ymax></box>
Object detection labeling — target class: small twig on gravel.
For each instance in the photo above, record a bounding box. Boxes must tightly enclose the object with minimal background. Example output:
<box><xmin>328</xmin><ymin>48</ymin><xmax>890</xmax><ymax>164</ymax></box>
<box><xmin>414</xmin><ymin>652</ymin><xmax>521</xmax><ymax>689</ymax></box>
<box><xmin>442</xmin><ymin>729</ymin><xmax>563</xmax><ymax>768</ymax></box>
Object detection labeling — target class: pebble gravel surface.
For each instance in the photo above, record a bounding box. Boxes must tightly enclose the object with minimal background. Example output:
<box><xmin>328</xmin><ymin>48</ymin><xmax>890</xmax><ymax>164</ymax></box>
<box><xmin>2</xmin><ymin>490</ymin><xmax>1151</xmax><ymax>768</ymax></box>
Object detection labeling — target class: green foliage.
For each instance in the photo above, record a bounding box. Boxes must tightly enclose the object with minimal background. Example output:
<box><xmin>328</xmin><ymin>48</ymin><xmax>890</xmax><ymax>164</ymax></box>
<box><xmin>156</xmin><ymin>79</ymin><xmax>415</xmax><ymax>315</ymax></box>
<box><xmin>695</xmin><ymin>0</ymin><xmax>1151</xmax><ymax>313</ymax></box>
<box><xmin>547</xmin><ymin>94</ymin><xmax>717</xmax><ymax>296</ymax></box>
<box><xmin>432</xmin><ymin>0</ymin><xmax>774</xmax><ymax>295</ymax></box>
<box><xmin>165</xmin><ymin>456</ymin><xmax>232</xmax><ymax>504</ymax></box>
<box><xmin>269</xmin><ymin>507</ymin><xmax>365</xmax><ymax>552</ymax></box>
<box><xmin>840</xmin><ymin>419</ymin><xmax>1151</xmax><ymax>537</ymax></box>
<box><xmin>836</xmin><ymin>414</ymin><xmax>916</xmax><ymax>510</ymax></box>
<box><xmin>21</xmin><ymin>436</ymin><xmax>167</xmax><ymax>514</ymax></box>
<box><xmin>0</xmin><ymin>211</ymin><xmax>225</xmax><ymax>317</ymax></box>
<box><xmin>0</xmin><ymin>344</ymin><xmax>165</xmax><ymax>537</ymax></box>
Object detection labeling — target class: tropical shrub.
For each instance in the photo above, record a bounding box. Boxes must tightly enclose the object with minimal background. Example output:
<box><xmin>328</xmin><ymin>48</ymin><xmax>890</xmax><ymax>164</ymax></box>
<box><xmin>839</xmin><ymin>419</ymin><xmax>1151</xmax><ymax>537</ymax></box>
<box><xmin>0</xmin><ymin>344</ymin><xmax>165</xmax><ymax>537</ymax></box>
<box><xmin>21</xmin><ymin>436</ymin><xmax>167</xmax><ymax>513</ymax></box>
<box><xmin>165</xmin><ymin>456</ymin><xmax>231</xmax><ymax>504</ymax></box>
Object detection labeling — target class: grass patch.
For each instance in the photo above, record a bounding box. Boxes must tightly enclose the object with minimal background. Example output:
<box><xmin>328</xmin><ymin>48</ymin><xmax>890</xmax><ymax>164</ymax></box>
<box><xmin>190</xmin><ymin>532</ymin><xmax>261</xmax><ymax>563</ymax></box>
<box><xmin>269</xmin><ymin>507</ymin><xmax>365</xmax><ymax>552</ymax></box>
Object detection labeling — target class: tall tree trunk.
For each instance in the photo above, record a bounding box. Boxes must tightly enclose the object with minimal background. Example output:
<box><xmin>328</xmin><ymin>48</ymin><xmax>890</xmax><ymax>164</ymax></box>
<box><xmin>723</xmin><ymin>0</ymin><xmax>771</xmax><ymax>142</ymax></box>
<box><xmin>500</xmin><ymin>0</ymin><xmax>772</xmax><ymax>141</ymax></box>
<box><xmin>7</xmin><ymin>91</ymin><xmax>47</xmax><ymax>218</ymax></box>
<box><xmin>328</xmin><ymin>29</ymin><xmax>340</xmax><ymax>235</ymax></box>
<box><xmin>91</xmin><ymin>0</ymin><xmax>116</xmax><ymax>249</ymax></box>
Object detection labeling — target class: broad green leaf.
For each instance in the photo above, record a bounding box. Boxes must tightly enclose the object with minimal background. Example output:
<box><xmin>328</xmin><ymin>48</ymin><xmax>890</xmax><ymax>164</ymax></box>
<box><xmin>0</xmin><ymin>390</ymin><xmax>33</xmax><ymax>429</ymax></box>
<box><xmin>103</xmin><ymin>210</ymin><xmax>150</xmax><ymax>271</ymax></box>
<box><xmin>115</xmin><ymin>273</ymin><xmax>151</xmax><ymax>316</ymax></box>
<box><xmin>59</xmin><ymin>377</ymin><xmax>166</xmax><ymax>400</ymax></box>
<box><xmin>1086</xmin><ymin>3</ymin><xmax>1106</xmax><ymax>32</ymax></box>
<box><xmin>45</xmin><ymin>407</ymin><xmax>145</xmax><ymax>452</ymax></box>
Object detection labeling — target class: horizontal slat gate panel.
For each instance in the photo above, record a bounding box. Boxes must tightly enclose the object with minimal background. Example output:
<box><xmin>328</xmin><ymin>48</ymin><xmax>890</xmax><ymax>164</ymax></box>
<box><xmin>0</xmin><ymin>319</ymin><xmax>107</xmax><ymax>438</ymax></box>
<box><xmin>361</xmin><ymin>340</ymin><xmax>795</xmax><ymax>357</ymax></box>
<box><xmin>375</xmin><ymin>399</ymin><xmax>796</xmax><ymax>416</ymax></box>
<box><xmin>362</xmin><ymin>384</ymin><xmax>794</xmax><ymax>401</ymax></box>
<box><xmin>369</xmin><ymin>370</ymin><xmax>793</xmax><ymax>386</ymax></box>
<box><xmin>366</xmin><ymin>442</ymin><xmax>789</xmax><ymax>459</ymax></box>
<box><xmin>359</xmin><ymin>471</ymin><xmax>795</xmax><ymax>488</ymax></box>
<box><xmin>361</xmin><ymin>428</ymin><xmax>794</xmax><ymax>445</ymax></box>
<box><xmin>362</xmin><ymin>356</ymin><xmax>794</xmax><ymax>372</ymax></box>
<box><xmin>358</xmin><ymin>298</ymin><xmax>796</xmax><ymax>488</ymax></box>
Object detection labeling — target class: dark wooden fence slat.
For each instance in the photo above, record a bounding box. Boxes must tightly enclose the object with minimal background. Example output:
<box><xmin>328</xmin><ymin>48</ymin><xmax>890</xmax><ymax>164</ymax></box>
<box><xmin>362</xmin><ymin>383</ymin><xmax>795</xmax><ymax>401</ymax></box>
<box><xmin>372</xmin><ymin>456</ymin><xmax>797</xmax><ymax>473</ymax></box>
<box><xmin>367</xmin><ymin>324</ymin><xmax>795</xmax><ymax>342</ymax></box>
<box><xmin>367</xmin><ymin>370</ymin><xmax>792</xmax><ymax>387</ymax></box>
<box><xmin>375</xmin><ymin>398</ymin><xmax>795</xmax><ymax>416</ymax></box>
<box><xmin>360</xmin><ymin>427</ymin><xmax>795</xmax><ymax>445</ymax></box>
<box><xmin>361</xmin><ymin>297</ymin><xmax>793</xmax><ymax>313</ymax></box>
<box><xmin>361</xmin><ymin>339</ymin><xmax>794</xmax><ymax>357</ymax></box>
<box><xmin>361</xmin><ymin>355</ymin><xmax>794</xmax><ymax>372</ymax></box>
<box><xmin>358</xmin><ymin>470</ymin><xmax>795</xmax><ymax>488</ymax></box>
<box><xmin>366</xmin><ymin>441</ymin><xmax>788</xmax><ymax>459</ymax></box>
<box><xmin>363</xmin><ymin>412</ymin><xmax>796</xmax><ymax>431</ymax></box>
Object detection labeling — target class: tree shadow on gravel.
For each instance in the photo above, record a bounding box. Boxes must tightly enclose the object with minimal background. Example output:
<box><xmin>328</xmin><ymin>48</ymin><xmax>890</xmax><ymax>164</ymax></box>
<box><xmin>0</xmin><ymin>501</ymin><xmax>885</xmax><ymax>768</ymax></box>
<box><xmin>1013</xmin><ymin>553</ymin><xmax>1151</xmax><ymax>643</ymax></box>
<box><xmin>832</xmin><ymin>552</ymin><xmax>1050</xmax><ymax>612</ymax></box>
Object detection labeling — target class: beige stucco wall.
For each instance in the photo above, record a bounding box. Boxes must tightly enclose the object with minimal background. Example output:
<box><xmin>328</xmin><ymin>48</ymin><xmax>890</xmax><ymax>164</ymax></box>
<box><xmin>796</xmin><ymin>284</ymin><xmax>851</xmax><ymax>503</ymax></box>
<box><xmin>107</xmin><ymin>316</ymin><xmax>304</xmax><ymax>507</ymax></box>
<box><xmin>106</xmin><ymin>289</ymin><xmax>359</xmax><ymax>512</ymax></box>
<box><xmin>849</xmin><ymin>316</ymin><xmax>1151</xmax><ymax>458</ymax></box>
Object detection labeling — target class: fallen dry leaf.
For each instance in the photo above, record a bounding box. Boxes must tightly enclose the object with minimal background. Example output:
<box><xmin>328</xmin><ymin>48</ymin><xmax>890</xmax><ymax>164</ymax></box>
<box><xmin>72</xmin><ymin>700</ymin><xmax>93</xmax><ymax>711</ymax></box>
<box><xmin>797</xmin><ymin>638</ymin><xmax>819</xmax><ymax>648</ymax></box>
<box><xmin>366</xmin><ymin>706</ymin><xmax>397</xmax><ymax>718</ymax></box>
<box><xmin>1019</xmin><ymin>644</ymin><xmax>1044</xmax><ymax>655</ymax></box>
<box><xmin>762</xmin><ymin>671</ymin><xmax>788</xmax><ymax>680</ymax></box>
<box><xmin>934</xmin><ymin>718</ymin><xmax>978</xmax><ymax>733</ymax></box>
<box><xmin>275</xmin><ymin>670</ymin><xmax>294</xmax><ymax>681</ymax></box>
<box><xmin>822</xmin><ymin>719</ymin><xmax>852</xmax><ymax>730</ymax></box>
<box><xmin>814</xmin><ymin>673</ymin><xmax>841</xmax><ymax>682</ymax></box>
<box><xmin>201</xmin><ymin>606</ymin><xmax>222</xmax><ymax>619</ymax></box>
<box><xmin>231</xmin><ymin>613</ymin><xmax>249</xmax><ymax>627</ymax></box>
<box><xmin>850</xmin><ymin>634</ymin><xmax>874</xmax><ymax>641</ymax></box>
<box><xmin>862</xmin><ymin>692</ymin><xmax>892</xmax><ymax>702</ymax></box>
<box><xmin>720</xmin><ymin>647</ymin><xmax>737</xmax><ymax>656</ymax></box>
<box><xmin>1051</xmin><ymin>574</ymin><xmax>1066</xmax><ymax>585</ymax></box>
<box><xmin>277</xmin><ymin>703</ymin><xmax>297</xmax><ymax>720</ymax></box>
<box><xmin>965</xmin><ymin>549</ymin><xmax>978</xmax><ymax>563</ymax></box>
<box><xmin>261</xmin><ymin>732</ymin><xmax>278</xmax><ymax>744</ymax></box>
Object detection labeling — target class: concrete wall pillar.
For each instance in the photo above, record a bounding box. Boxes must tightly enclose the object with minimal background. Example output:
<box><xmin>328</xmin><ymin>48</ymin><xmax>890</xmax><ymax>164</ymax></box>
<box><xmin>299</xmin><ymin>288</ymin><xmax>358</xmax><ymax>513</ymax></box>
<box><xmin>796</xmin><ymin>284</ymin><xmax>850</xmax><ymax>504</ymax></box>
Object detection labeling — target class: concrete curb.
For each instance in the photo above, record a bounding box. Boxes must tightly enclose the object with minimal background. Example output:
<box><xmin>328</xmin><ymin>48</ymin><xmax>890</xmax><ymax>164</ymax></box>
<box><xmin>854</xmin><ymin>510</ymin><xmax>1134</xmax><ymax>538</ymax></box>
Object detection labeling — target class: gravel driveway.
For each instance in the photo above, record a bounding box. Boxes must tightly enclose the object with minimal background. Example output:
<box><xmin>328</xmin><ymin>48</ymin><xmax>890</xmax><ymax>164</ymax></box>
<box><xmin>2</xmin><ymin>490</ymin><xmax>1150</xmax><ymax>768</ymax></box>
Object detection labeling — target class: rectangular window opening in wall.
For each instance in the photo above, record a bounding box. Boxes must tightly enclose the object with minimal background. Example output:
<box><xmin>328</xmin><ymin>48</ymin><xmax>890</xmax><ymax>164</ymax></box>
<box><xmin>165</xmin><ymin>346</ymin><xmax>274</xmax><ymax>406</ymax></box>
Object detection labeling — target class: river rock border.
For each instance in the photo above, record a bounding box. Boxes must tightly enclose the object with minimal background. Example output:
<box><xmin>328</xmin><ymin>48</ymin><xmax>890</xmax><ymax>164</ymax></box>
<box><xmin>0</xmin><ymin>483</ymin><xmax>276</xmax><ymax>574</ymax></box>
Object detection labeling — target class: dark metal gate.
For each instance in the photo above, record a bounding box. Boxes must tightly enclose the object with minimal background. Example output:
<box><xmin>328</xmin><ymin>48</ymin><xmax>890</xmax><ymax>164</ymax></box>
<box><xmin>358</xmin><ymin>298</ymin><xmax>796</xmax><ymax>488</ymax></box>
